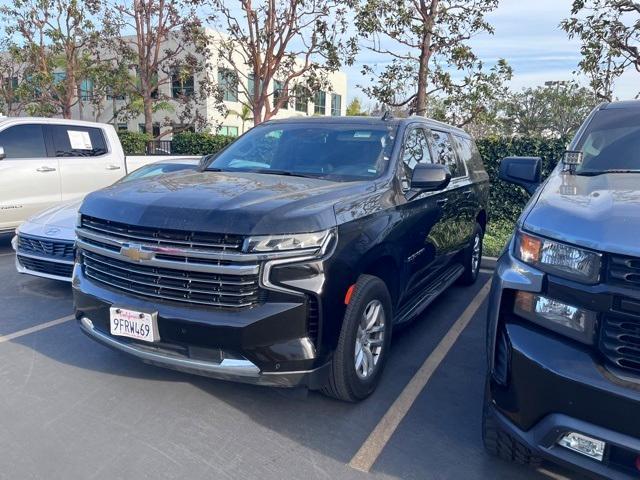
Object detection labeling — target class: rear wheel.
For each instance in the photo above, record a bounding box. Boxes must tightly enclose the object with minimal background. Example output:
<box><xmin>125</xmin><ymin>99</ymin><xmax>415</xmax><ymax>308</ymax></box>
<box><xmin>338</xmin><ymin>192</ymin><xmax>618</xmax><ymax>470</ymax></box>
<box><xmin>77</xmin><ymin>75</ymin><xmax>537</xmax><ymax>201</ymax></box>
<box><xmin>459</xmin><ymin>223</ymin><xmax>483</xmax><ymax>285</ymax></box>
<box><xmin>322</xmin><ymin>274</ymin><xmax>392</xmax><ymax>402</ymax></box>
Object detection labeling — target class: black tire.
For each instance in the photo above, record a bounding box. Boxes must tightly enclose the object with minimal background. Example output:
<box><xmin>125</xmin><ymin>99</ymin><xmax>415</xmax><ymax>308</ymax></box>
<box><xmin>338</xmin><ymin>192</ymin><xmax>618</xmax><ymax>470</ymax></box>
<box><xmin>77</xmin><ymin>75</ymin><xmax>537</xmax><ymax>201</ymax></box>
<box><xmin>458</xmin><ymin>222</ymin><xmax>484</xmax><ymax>285</ymax></box>
<box><xmin>322</xmin><ymin>274</ymin><xmax>393</xmax><ymax>402</ymax></box>
<box><xmin>482</xmin><ymin>401</ymin><xmax>542</xmax><ymax>468</ymax></box>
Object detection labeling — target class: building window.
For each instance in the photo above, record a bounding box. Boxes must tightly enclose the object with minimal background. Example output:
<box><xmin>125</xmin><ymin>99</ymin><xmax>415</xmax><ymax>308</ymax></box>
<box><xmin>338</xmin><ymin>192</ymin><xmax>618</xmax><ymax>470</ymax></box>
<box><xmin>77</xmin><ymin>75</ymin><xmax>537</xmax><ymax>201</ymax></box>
<box><xmin>218</xmin><ymin>68</ymin><xmax>238</xmax><ymax>102</ymax></box>
<box><xmin>134</xmin><ymin>66</ymin><xmax>158</xmax><ymax>99</ymax></box>
<box><xmin>273</xmin><ymin>80</ymin><xmax>288</xmax><ymax>109</ymax></box>
<box><xmin>331</xmin><ymin>93</ymin><xmax>342</xmax><ymax>116</ymax></box>
<box><xmin>3</xmin><ymin>76</ymin><xmax>18</xmax><ymax>91</ymax></box>
<box><xmin>117</xmin><ymin>123</ymin><xmax>128</xmax><ymax>131</ymax></box>
<box><xmin>139</xmin><ymin>123</ymin><xmax>161</xmax><ymax>138</ymax></box>
<box><xmin>248</xmin><ymin>73</ymin><xmax>255</xmax><ymax>99</ymax></box>
<box><xmin>53</xmin><ymin>72</ymin><xmax>66</xmax><ymax>84</ymax></box>
<box><xmin>294</xmin><ymin>85</ymin><xmax>308</xmax><ymax>113</ymax></box>
<box><xmin>80</xmin><ymin>78</ymin><xmax>94</xmax><ymax>101</ymax></box>
<box><xmin>219</xmin><ymin>126</ymin><xmax>239</xmax><ymax>137</ymax></box>
<box><xmin>171</xmin><ymin>70</ymin><xmax>194</xmax><ymax>98</ymax></box>
<box><xmin>314</xmin><ymin>91</ymin><xmax>326</xmax><ymax>115</ymax></box>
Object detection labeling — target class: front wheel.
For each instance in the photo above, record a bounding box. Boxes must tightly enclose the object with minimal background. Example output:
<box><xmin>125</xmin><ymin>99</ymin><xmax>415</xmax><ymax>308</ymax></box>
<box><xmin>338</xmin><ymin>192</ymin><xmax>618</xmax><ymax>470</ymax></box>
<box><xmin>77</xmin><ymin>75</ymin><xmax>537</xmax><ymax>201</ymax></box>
<box><xmin>458</xmin><ymin>223</ymin><xmax>483</xmax><ymax>285</ymax></box>
<box><xmin>322</xmin><ymin>274</ymin><xmax>392</xmax><ymax>402</ymax></box>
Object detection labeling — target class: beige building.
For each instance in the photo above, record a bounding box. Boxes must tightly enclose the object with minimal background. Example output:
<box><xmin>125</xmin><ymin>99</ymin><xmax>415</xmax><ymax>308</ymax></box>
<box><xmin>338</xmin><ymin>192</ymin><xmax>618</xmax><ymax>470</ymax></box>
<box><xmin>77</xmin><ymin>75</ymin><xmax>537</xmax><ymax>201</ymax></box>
<box><xmin>67</xmin><ymin>30</ymin><xmax>348</xmax><ymax>138</ymax></box>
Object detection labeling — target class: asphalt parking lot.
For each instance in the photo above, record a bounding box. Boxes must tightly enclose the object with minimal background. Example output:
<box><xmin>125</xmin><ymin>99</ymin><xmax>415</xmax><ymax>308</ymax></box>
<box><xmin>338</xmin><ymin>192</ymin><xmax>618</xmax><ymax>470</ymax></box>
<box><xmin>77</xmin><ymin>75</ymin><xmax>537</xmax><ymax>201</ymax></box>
<box><xmin>0</xmin><ymin>235</ymin><xmax>582</xmax><ymax>480</ymax></box>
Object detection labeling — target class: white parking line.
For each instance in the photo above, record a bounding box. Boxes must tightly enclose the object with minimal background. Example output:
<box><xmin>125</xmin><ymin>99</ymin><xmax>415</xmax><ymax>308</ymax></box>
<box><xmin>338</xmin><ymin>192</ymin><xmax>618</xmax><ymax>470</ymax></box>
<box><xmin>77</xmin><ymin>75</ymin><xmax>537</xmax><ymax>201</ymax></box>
<box><xmin>0</xmin><ymin>252</ymin><xmax>14</xmax><ymax>257</ymax></box>
<box><xmin>349</xmin><ymin>280</ymin><xmax>492</xmax><ymax>473</ymax></box>
<box><xmin>0</xmin><ymin>315</ymin><xmax>75</xmax><ymax>344</ymax></box>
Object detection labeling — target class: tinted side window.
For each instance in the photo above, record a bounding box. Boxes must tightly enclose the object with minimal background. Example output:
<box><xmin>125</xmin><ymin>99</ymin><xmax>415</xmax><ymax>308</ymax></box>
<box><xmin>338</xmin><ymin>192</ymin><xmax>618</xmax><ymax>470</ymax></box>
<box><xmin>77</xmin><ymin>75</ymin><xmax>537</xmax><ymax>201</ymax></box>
<box><xmin>0</xmin><ymin>124</ymin><xmax>47</xmax><ymax>159</ymax></box>
<box><xmin>50</xmin><ymin>125</ymin><xmax>108</xmax><ymax>157</ymax></box>
<box><xmin>455</xmin><ymin>135</ymin><xmax>484</xmax><ymax>175</ymax></box>
<box><xmin>400</xmin><ymin>127</ymin><xmax>433</xmax><ymax>190</ymax></box>
<box><xmin>431</xmin><ymin>130</ymin><xmax>465</xmax><ymax>178</ymax></box>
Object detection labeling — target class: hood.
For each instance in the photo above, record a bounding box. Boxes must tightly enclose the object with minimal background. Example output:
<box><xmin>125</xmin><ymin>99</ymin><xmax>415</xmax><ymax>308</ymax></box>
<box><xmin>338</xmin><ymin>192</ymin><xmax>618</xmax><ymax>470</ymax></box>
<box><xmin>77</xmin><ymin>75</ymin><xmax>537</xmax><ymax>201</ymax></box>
<box><xmin>523</xmin><ymin>170</ymin><xmax>640</xmax><ymax>257</ymax></box>
<box><xmin>18</xmin><ymin>200</ymin><xmax>81</xmax><ymax>241</ymax></box>
<box><xmin>80</xmin><ymin>171</ymin><xmax>371</xmax><ymax>235</ymax></box>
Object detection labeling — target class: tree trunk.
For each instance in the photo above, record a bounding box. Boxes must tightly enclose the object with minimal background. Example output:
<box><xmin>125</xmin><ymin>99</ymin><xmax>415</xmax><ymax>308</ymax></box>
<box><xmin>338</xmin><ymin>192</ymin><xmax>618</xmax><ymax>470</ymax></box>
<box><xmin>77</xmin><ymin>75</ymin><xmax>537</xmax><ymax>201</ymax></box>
<box><xmin>415</xmin><ymin>35</ymin><xmax>431</xmax><ymax>116</ymax></box>
<box><xmin>144</xmin><ymin>96</ymin><xmax>153</xmax><ymax>138</ymax></box>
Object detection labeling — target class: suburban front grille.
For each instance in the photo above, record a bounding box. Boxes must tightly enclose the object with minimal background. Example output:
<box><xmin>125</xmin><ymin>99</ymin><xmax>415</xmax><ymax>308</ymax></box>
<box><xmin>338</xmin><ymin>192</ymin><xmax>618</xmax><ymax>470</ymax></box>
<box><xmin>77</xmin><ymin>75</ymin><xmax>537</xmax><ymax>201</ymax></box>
<box><xmin>77</xmin><ymin>216</ymin><xmax>262</xmax><ymax>309</ymax></box>
<box><xmin>17</xmin><ymin>234</ymin><xmax>74</xmax><ymax>260</ymax></box>
<box><xmin>608</xmin><ymin>254</ymin><xmax>640</xmax><ymax>288</ymax></box>
<box><xmin>600</xmin><ymin>313</ymin><xmax>640</xmax><ymax>376</ymax></box>
<box><xmin>17</xmin><ymin>255</ymin><xmax>74</xmax><ymax>279</ymax></box>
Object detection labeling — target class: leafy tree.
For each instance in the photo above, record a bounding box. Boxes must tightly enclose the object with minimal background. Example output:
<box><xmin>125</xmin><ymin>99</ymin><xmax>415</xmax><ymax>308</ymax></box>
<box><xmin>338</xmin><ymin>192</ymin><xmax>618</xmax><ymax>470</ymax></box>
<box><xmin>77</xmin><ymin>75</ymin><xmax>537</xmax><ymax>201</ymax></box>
<box><xmin>206</xmin><ymin>0</ymin><xmax>356</xmax><ymax>125</ymax></box>
<box><xmin>101</xmin><ymin>0</ymin><xmax>221</xmax><ymax>137</ymax></box>
<box><xmin>503</xmin><ymin>82</ymin><xmax>597</xmax><ymax>138</ymax></box>
<box><xmin>561</xmin><ymin>0</ymin><xmax>640</xmax><ymax>101</ymax></box>
<box><xmin>228</xmin><ymin>103</ymin><xmax>253</xmax><ymax>133</ymax></box>
<box><xmin>0</xmin><ymin>41</ymin><xmax>28</xmax><ymax>116</ymax></box>
<box><xmin>355</xmin><ymin>0</ymin><xmax>510</xmax><ymax>116</ymax></box>
<box><xmin>0</xmin><ymin>0</ymin><xmax>103</xmax><ymax>118</ymax></box>
<box><xmin>346</xmin><ymin>97</ymin><xmax>367</xmax><ymax>116</ymax></box>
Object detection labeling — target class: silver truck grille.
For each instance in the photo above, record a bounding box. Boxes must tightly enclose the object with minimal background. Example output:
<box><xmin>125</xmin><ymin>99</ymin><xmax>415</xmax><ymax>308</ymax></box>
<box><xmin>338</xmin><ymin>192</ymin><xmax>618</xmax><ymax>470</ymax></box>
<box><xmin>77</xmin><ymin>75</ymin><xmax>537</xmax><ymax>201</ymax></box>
<box><xmin>77</xmin><ymin>216</ymin><xmax>261</xmax><ymax>308</ymax></box>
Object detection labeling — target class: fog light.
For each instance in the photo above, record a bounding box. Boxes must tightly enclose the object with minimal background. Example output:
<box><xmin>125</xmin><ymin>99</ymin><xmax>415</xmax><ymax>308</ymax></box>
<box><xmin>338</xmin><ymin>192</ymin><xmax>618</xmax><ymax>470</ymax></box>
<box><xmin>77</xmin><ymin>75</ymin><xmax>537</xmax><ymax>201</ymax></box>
<box><xmin>514</xmin><ymin>291</ymin><xmax>597</xmax><ymax>344</ymax></box>
<box><xmin>558</xmin><ymin>432</ymin><xmax>605</xmax><ymax>461</ymax></box>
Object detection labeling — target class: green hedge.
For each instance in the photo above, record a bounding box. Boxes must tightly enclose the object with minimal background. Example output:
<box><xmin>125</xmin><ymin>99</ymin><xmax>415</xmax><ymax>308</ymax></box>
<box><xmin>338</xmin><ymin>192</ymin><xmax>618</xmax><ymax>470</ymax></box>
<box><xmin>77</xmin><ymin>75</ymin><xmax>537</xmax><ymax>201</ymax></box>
<box><xmin>477</xmin><ymin>136</ymin><xmax>569</xmax><ymax>223</ymax></box>
<box><xmin>117</xmin><ymin>131</ymin><xmax>150</xmax><ymax>155</ymax></box>
<box><xmin>172</xmin><ymin>132</ymin><xmax>236</xmax><ymax>156</ymax></box>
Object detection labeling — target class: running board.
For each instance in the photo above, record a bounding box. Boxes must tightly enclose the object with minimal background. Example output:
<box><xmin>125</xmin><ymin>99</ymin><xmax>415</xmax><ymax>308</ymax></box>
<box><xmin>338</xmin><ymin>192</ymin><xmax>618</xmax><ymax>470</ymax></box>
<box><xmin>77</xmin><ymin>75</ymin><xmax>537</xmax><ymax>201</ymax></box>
<box><xmin>394</xmin><ymin>263</ymin><xmax>465</xmax><ymax>325</ymax></box>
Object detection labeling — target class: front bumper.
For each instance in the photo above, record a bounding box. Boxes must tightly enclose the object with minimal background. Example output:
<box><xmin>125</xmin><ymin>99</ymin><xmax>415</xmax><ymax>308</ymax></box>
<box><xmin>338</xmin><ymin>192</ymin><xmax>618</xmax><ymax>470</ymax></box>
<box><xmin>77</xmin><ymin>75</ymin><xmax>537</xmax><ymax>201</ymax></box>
<box><xmin>487</xmin><ymin>248</ymin><xmax>640</xmax><ymax>478</ymax></box>
<box><xmin>73</xmin><ymin>266</ymin><xmax>330</xmax><ymax>388</ymax></box>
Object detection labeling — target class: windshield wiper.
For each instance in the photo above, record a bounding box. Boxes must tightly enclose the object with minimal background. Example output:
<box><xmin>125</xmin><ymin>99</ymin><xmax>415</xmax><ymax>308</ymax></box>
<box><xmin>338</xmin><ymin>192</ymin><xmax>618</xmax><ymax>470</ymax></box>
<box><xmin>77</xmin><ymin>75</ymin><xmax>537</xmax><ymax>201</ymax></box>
<box><xmin>577</xmin><ymin>169</ymin><xmax>640</xmax><ymax>176</ymax></box>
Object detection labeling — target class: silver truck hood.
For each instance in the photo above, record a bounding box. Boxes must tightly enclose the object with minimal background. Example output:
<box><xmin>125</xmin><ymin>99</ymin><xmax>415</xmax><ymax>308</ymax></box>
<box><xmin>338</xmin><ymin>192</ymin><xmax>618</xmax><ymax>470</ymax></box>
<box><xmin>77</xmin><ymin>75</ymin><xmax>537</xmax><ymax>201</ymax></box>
<box><xmin>524</xmin><ymin>171</ymin><xmax>640</xmax><ymax>257</ymax></box>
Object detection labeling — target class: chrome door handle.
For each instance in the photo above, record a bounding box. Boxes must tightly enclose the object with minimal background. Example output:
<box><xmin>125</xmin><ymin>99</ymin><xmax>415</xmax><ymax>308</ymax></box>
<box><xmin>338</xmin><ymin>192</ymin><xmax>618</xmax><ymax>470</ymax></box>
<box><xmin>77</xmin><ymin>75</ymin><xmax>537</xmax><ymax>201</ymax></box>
<box><xmin>36</xmin><ymin>166</ymin><xmax>56</xmax><ymax>172</ymax></box>
<box><xmin>106</xmin><ymin>165</ymin><xmax>121</xmax><ymax>170</ymax></box>
<box><xmin>436</xmin><ymin>198</ymin><xmax>448</xmax><ymax>206</ymax></box>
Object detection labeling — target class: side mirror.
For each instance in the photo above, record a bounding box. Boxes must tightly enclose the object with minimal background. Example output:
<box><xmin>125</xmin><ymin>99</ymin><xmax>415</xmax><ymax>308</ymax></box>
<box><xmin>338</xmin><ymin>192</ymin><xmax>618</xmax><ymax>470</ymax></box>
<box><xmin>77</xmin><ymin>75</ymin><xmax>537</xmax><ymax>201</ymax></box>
<box><xmin>0</xmin><ymin>146</ymin><xmax>5</xmax><ymax>160</ymax></box>
<box><xmin>499</xmin><ymin>156</ymin><xmax>542</xmax><ymax>195</ymax></box>
<box><xmin>410</xmin><ymin>163</ymin><xmax>451</xmax><ymax>191</ymax></box>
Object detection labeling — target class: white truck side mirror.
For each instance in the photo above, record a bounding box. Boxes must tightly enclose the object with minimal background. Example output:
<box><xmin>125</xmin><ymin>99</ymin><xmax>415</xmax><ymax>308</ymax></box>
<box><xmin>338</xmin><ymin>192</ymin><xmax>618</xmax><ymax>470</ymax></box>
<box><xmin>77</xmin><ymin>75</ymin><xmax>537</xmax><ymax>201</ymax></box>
<box><xmin>0</xmin><ymin>146</ymin><xmax>5</xmax><ymax>160</ymax></box>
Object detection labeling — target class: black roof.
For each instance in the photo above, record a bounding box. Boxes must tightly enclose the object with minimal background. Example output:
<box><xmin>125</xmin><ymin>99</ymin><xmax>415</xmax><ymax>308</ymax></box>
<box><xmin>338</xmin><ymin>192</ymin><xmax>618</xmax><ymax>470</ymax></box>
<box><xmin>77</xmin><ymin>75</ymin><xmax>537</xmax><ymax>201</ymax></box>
<box><xmin>264</xmin><ymin>115</ymin><xmax>470</xmax><ymax>137</ymax></box>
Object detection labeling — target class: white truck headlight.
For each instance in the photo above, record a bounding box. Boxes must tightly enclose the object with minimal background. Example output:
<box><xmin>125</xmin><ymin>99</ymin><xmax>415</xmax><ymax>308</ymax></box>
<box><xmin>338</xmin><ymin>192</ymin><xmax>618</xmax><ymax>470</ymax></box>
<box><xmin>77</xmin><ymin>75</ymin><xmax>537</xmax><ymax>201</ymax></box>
<box><xmin>244</xmin><ymin>229</ymin><xmax>335</xmax><ymax>254</ymax></box>
<box><xmin>514</xmin><ymin>230</ymin><xmax>601</xmax><ymax>284</ymax></box>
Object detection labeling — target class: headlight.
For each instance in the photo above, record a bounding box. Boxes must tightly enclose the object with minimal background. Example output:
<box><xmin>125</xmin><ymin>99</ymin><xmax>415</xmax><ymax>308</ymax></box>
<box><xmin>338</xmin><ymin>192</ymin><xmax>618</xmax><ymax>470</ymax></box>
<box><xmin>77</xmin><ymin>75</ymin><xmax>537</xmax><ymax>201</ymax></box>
<box><xmin>514</xmin><ymin>230</ymin><xmax>601</xmax><ymax>284</ymax></box>
<box><xmin>244</xmin><ymin>229</ymin><xmax>335</xmax><ymax>254</ymax></box>
<box><xmin>514</xmin><ymin>291</ymin><xmax>597</xmax><ymax>344</ymax></box>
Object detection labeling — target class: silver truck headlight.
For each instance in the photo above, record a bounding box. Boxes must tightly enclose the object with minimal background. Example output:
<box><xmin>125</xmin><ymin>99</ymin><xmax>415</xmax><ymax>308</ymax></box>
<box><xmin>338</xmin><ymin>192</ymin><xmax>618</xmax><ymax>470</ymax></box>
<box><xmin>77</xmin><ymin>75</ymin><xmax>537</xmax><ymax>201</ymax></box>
<box><xmin>514</xmin><ymin>230</ymin><xmax>601</xmax><ymax>284</ymax></box>
<box><xmin>244</xmin><ymin>229</ymin><xmax>335</xmax><ymax>254</ymax></box>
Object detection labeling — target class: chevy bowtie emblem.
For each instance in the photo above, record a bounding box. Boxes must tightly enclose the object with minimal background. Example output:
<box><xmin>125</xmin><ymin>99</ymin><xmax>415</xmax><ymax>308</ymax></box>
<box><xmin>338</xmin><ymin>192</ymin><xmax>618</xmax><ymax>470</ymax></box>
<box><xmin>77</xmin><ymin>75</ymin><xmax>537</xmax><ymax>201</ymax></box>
<box><xmin>120</xmin><ymin>243</ymin><xmax>153</xmax><ymax>262</ymax></box>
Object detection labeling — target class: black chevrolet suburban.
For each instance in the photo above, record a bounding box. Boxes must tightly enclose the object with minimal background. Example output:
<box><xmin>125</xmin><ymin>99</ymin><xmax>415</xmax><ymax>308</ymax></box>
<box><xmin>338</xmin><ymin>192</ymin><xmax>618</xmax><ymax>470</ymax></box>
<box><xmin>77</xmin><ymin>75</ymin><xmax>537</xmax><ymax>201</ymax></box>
<box><xmin>73</xmin><ymin>115</ymin><xmax>489</xmax><ymax>401</ymax></box>
<box><xmin>485</xmin><ymin>100</ymin><xmax>640</xmax><ymax>478</ymax></box>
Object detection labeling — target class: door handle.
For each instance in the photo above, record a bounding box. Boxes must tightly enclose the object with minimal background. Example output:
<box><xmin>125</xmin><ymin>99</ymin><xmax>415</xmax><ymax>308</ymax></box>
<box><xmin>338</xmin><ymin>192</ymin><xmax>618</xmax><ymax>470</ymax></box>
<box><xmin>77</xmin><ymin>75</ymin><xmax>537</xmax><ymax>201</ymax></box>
<box><xmin>436</xmin><ymin>198</ymin><xmax>448</xmax><ymax>206</ymax></box>
<box><xmin>106</xmin><ymin>165</ymin><xmax>121</xmax><ymax>170</ymax></box>
<box><xmin>36</xmin><ymin>166</ymin><xmax>56</xmax><ymax>172</ymax></box>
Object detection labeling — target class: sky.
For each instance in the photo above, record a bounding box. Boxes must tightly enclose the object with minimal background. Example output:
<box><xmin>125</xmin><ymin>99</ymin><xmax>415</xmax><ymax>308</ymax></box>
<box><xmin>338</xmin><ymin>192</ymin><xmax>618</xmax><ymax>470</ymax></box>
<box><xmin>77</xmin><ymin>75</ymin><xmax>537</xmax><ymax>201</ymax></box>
<box><xmin>346</xmin><ymin>0</ymin><xmax>638</xmax><ymax>105</ymax></box>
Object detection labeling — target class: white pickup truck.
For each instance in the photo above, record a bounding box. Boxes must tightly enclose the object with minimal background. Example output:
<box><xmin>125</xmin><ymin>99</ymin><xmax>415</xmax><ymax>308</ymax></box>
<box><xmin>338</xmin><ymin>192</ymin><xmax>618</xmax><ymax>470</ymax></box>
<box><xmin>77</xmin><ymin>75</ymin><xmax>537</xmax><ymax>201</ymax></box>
<box><xmin>0</xmin><ymin>117</ymin><xmax>186</xmax><ymax>234</ymax></box>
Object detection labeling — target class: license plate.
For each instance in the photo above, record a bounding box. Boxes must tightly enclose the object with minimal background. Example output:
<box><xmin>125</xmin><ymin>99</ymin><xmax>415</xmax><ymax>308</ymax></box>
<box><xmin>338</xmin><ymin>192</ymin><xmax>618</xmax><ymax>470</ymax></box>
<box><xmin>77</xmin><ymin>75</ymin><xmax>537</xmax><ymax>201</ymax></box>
<box><xmin>109</xmin><ymin>307</ymin><xmax>159</xmax><ymax>343</ymax></box>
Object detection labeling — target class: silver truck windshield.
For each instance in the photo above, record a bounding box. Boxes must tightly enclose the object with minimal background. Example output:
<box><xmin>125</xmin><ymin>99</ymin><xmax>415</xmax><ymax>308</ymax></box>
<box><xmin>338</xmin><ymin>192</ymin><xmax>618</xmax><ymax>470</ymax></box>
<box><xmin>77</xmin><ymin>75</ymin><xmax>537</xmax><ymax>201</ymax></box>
<box><xmin>206</xmin><ymin>122</ymin><xmax>398</xmax><ymax>181</ymax></box>
<box><xmin>575</xmin><ymin>109</ymin><xmax>640</xmax><ymax>175</ymax></box>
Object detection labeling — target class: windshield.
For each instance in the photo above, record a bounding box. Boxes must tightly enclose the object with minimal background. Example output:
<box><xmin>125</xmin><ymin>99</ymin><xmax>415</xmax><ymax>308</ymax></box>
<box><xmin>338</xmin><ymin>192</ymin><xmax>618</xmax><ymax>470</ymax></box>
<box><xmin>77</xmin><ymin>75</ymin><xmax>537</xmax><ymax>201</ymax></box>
<box><xmin>575</xmin><ymin>109</ymin><xmax>640</xmax><ymax>174</ymax></box>
<box><xmin>205</xmin><ymin>122</ymin><xmax>398</xmax><ymax>181</ymax></box>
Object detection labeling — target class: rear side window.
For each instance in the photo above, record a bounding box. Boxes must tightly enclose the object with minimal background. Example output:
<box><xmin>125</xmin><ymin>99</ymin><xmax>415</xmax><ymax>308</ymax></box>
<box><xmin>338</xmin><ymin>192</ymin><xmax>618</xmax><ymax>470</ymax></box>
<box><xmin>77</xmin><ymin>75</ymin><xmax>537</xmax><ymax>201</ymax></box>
<box><xmin>431</xmin><ymin>130</ymin><xmax>465</xmax><ymax>178</ymax></box>
<box><xmin>0</xmin><ymin>124</ymin><xmax>47</xmax><ymax>159</ymax></box>
<box><xmin>50</xmin><ymin>125</ymin><xmax>108</xmax><ymax>157</ymax></box>
<box><xmin>454</xmin><ymin>135</ymin><xmax>484</xmax><ymax>175</ymax></box>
